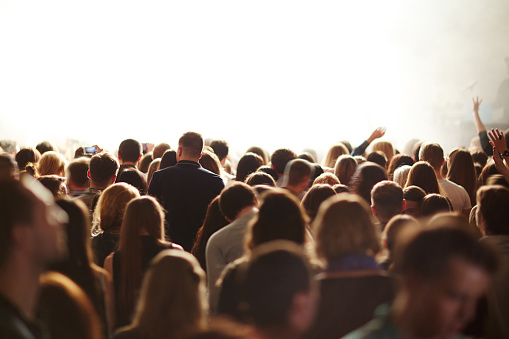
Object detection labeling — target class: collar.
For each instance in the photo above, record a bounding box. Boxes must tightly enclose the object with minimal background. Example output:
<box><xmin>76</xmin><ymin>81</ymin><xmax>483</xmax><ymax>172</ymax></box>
<box><xmin>326</xmin><ymin>253</ymin><xmax>380</xmax><ymax>272</ymax></box>
<box><xmin>176</xmin><ymin>160</ymin><xmax>201</xmax><ymax>168</ymax></box>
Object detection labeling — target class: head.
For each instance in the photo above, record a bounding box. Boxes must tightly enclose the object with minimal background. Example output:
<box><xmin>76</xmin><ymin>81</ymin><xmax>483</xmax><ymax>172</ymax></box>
<box><xmin>334</xmin><ymin>155</ymin><xmax>357</xmax><ymax>186</ymax></box>
<box><xmin>38</xmin><ymin>175</ymin><xmax>68</xmax><ymax>199</ymax></box>
<box><xmin>178</xmin><ymin>132</ymin><xmax>204</xmax><ymax>161</ymax></box>
<box><xmin>301</xmin><ymin>184</ymin><xmax>336</xmax><ymax>223</ymax></box>
<box><xmin>371</xmin><ymin>180</ymin><xmax>404</xmax><ymax>223</ymax></box>
<box><xmin>372</xmin><ymin>141</ymin><xmax>394</xmax><ymax>164</ymax></box>
<box><xmin>393</xmin><ymin>165</ymin><xmax>412</xmax><ymax>188</ymax></box>
<box><xmin>323</xmin><ymin>143</ymin><xmax>349</xmax><ymax>168</ymax></box>
<box><xmin>0</xmin><ymin>139</ymin><xmax>18</xmax><ymax>155</ymax></box>
<box><xmin>366</xmin><ymin>151</ymin><xmax>387</xmax><ymax>168</ymax></box>
<box><xmin>160</xmin><ymin>149</ymin><xmax>177</xmax><ymax>169</ymax></box>
<box><xmin>138</xmin><ymin>152</ymin><xmax>153</xmax><ymax>173</ymax></box>
<box><xmin>350</xmin><ymin>162</ymin><xmax>388</xmax><ymax>204</ymax></box>
<box><xmin>210</xmin><ymin>140</ymin><xmax>229</xmax><ymax>164</ymax></box>
<box><xmin>245</xmin><ymin>172</ymin><xmax>276</xmax><ymax>187</ymax></box>
<box><xmin>36</xmin><ymin>141</ymin><xmax>56</xmax><ymax>155</ymax></box>
<box><xmin>256</xmin><ymin>166</ymin><xmax>279</xmax><ymax>183</ymax></box>
<box><xmin>270</xmin><ymin>148</ymin><xmax>297</xmax><ymax>176</ymax></box>
<box><xmin>313</xmin><ymin>193</ymin><xmax>380</xmax><ymax>263</ymax></box>
<box><xmin>405</xmin><ymin>161</ymin><xmax>441</xmax><ymax>194</ymax></box>
<box><xmin>199</xmin><ymin>150</ymin><xmax>221</xmax><ymax>175</ymax></box>
<box><xmin>420</xmin><ymin>194</ymin><xmax>453</xmax><ymax>218</ymax></box>
<box><xmin>38</xmin><ymin>151</ymin><xmax>67</xmax><ymax>177</ymax></box>
<box><xmin>153</xmin><ymin>142</ymin><xmax>171</xmax><ymax>159</ymax></box>
<box><xmin>88</xmin><ymin>152</ymin><xmax>119</xmax><ymax>189</ymax></box>
<box><xmin>246</xmin><ymin>190</ymin><xmax>308</xmax><ymax>250</ymax></box>
<box><xmin>117</xmin><ymin>168</ymin><xmax>148</xmax><ymax>195</ymax></box>
<box><xmin>146</xmin><ymin>159</ymin><xmax>161</xmax><ymax>186</ymax></box>
<box><xmin>246</xmin><ymin>146</ymin><xmax>269</xmax><ymax>165</ymax></box>
<box><xmin>94</xmin><ymin>182</ymin><xmax>140</xmax><ymax>234</ymax></box>
<box><xmin>479</xmin><ymin>161</ymin><xmax>499</xmax><ymax>186</ymax></box>
<box><xmin>66</xmin><ymin>158</ymin><xmax>90</xmax><ymax>191</ymax></box>
<box><xmin>447</xmin><ymin>148</ymin><xmax>477</xmax><ymax>205</ymax></box>
<box><xmin>283</xmin><ymin>159</ymin><xmax>312</xmax><ymax>194</ymax></box>
<box><xmin>387</xmin><ymin>154</ymin><xmax>414</xmax><ymax>180</ymax></box>
<box><xmin>219</xmin><ymin>182</ymin><xmax>257</xmax><ymax>222</ymax></box>
<box><xmin>0</xmin><ymin>153</ymin><xmax>19</xmax><ymax>180</ymax></box>
<box><xmin>15</xmin><ymin>147</ymin><xmax>41</xmax><ymax>172</ymax></box>
<box><xmin>133</xmin><ymin>250</ymin><xmax>207</xmax><ymax>338</ymax></box>
<box><xmin>403</xmin><ymin>185</ymin><xmax>426</xmax><ymax>218</ymax></box>
<box><xmin>298</xmin><ymin>152</ymin><xmax>316</xmax><ymax>164</ymax></box>
<box><xmin>393</xmin><ymin>225</ymin><xmax>497</xmax><ymax>339</ymax></box>
<box><xmin>312</xmin><ymin>172</ymin><xmax>340</xmax><ymax>186</ymax></box>
<box><xmin>419</xmin><ymin>142</ymin><xmax>444</xmax><ymax>171</ymax></box>
<box><xmin>332</xmin><ymin>183</ymin><xmax>349</xmax><ymax>194</ymax></box>
<box><xmin>476</xmin><ymin>185</ymin><xmax>509</xmax><ymax>236</ymax></box>
<box><xmin>236</xmin><ymin>153</ymin><xmax>264</xmax><ymax>182</ymax></box>
<box><xmin>118</xmin><ymin>139</ymin><xmax>143</xmax><ymax>165</ymax></box>
<box><xmin>382</xmin><ymin>214</ymin><xmax>419</xmax><ymax>260</ymax></box>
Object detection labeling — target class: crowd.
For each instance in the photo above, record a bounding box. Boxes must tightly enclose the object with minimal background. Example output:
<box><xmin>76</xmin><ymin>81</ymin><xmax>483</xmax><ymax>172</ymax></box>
<box><xmin>0</xmin><ymin>97</ymin><xmax>509</xmax><ymax>339</ymax></box>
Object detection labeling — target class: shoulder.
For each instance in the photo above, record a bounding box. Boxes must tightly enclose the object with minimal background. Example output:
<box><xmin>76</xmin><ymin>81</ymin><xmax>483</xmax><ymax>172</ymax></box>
<box><xmin>114</xmin><ymin>327</ymin><xmax>142</xmax><ymax>339</ymax></box>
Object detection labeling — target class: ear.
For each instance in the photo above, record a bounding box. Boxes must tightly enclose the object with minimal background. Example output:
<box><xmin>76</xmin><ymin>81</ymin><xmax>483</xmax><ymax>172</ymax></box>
<box><xmin>177</xmin><ymin>147</ymin><xmax>183</xmax><ymax>157</ymax></box>
<box><xmin>137</xmin><ymin>154</ymin><xmax>143</xmax><ymax>163</ymax></box>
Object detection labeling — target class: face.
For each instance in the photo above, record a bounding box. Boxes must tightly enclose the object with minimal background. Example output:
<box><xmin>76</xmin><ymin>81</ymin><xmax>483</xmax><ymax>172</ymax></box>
<box><xmin>407</xmin><ymin>257</ymin><xmax>489</xmax><ymax>339</ymax></box>
<box><xmin>403</xmin><ymin>200</ymin><xmax>420</xmax><ymax>218</ymax></box>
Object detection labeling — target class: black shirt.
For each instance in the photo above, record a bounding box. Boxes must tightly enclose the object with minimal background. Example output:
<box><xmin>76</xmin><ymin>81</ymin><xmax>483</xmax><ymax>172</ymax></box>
<box><xmin>0</xmin><ymin>294</ymin><xmax>46</xmax><ymax>339</ymax></box>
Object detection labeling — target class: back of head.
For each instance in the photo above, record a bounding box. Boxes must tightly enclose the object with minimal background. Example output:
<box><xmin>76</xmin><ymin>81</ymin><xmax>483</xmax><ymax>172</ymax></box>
<box><xmin>200</xmin><ymin>150</ymin><xmax>221</xmax><ymax>175</ymax></box>
<box><xmin>298</xmin><ymin>152</ymin><xmax>316</xmax><ymax>164</ymax></box>
<box><xmin>153</xmin><ymin>143</ymin><xmax>171</xmax><ymax>159</ymax></box>
<box><xmin>371</xmin><ymin>180</ymin><xmax>404</xmax><ymax>221</ymax></box>
<box><xmin>118</xmin><ymin>139</ymin><xmax>142</xmax><ymax>163</ymax></box>
<box><xmin>420</xmin><ymin>194</ymin><xmax>452</xmax><ymax>218</ymax></box>
<box><xmin>36</xmin><ymin>141</ymin><xmax>56</xmax><ymax>155</ymax></box>
<box><xmin>270</xmin><ymin>148</ymin><xmax>297</xmax><ymax>175</ymax></box>
<box><xmin>236</xmin><ymin>153</ymin><xmax>264</xmax><ymax>182</ymax></box>
<box><xmin>312</xmin><ymin>172</ymin><xmax>340</xmax><ymax>186</ymax></box>
<box><xmin>94</xmin><ymin>182</ymin><xmax>139</xmax><ymax>234</ymax></box>
<box><xmin>256</xmin><ymin>166</ymin><xmax>278</xmax><ymax>182</ymax></box>
<box><xmin>387</xmin><ymin>154</ymin><xmax>414</xmax><ymax>180</ymax></box>
<box><xmin>219</xmin><ymin>182</ymin><xmax>257</xmax><ymax>221</ymax></box>
<box><xmin>366</xmin><ymin>151</ymin><xmax>387</xmax><ymax>168</ymax></box>
<box><xmin>313</xmin><ymin>193</ymin><xmax>379</xmax><ymax>262</ymax></box>
<box><xmin>383</xmin><ymin>214</ymin><xmax>419</xmax><ymax>255</ymax></box>
<box><xmin>284</xmin><ymin>159</ymin><xmax>312</xmax><ymax>187</ymax></box>
<box><xmin>179</xmin><ymin>132</ymin><xmax>204</xmax><ymax>159</ymax></box>
<box><xmin>419</xmin><ymin>142</ymin><xmax>444</xmax><ymax>170</ymax></box>
<box><xmin>372</xmin><ymin>141</ymin><xmax>394</xmax><ymax>164</ymax></box>
<box><xmin>334</xmin><ymin>155</ymin><xmax>357</xmax><ymax>186</ymax></box>
<box><xmin>350</xmin><ymin>162</ymin><xmax>388</xmax><ymax>204</ymax></box>
<box><xmin>479</xmin><ymin>161</ymin><xmax>499</xmax><ymax>186</ymax></box>
<box><xmin>138</xmin><ymin>152</ymin><xmax>153</xmax><ymax>173</ymax></box>
<box><xmin>405</xmin><ymin>161</ymin><xmax>440</xmax><ymax>194</ymax></box>
<box><xmin>323</xmin><ymin>143</ymin><xmax>349</xmax><ymax>168</ymax></box>
<box><xmin>245</xmin><ymin>172</ymin><xmax>276</xmax><ymax>187</ymax></box>
<box><xmin>67</xmin><ymin>158</ymin><xmax>90</xmax><ymax>189</ymax></box>
<box><xmin>301</xmin><ymin>184</ymin><xmax>336</xmax><ymax>223</ymax></box>
<box><xmin>477</xmin><ymin>185</ymin><xmax>509</xmax><ymax>235</ymax></box>
<box><xmin>89</xmin><ymin>152</ymin><xmax>119</xmax><ymax>188</ymax></box>
<box><xmin>210</xmin><ymin>140</ymin><xmax>229</xmax><ymax>162</ymax></box>
<box><xmin>38</xmin><ymin>175</ymin><xmax>67</xmax><ymax>198</ymax></box>
<box><xmin>485</xmin><ymin>174</ymin><xmax>509</xmax><ymax>189</ymax></box>
<box><xmin>117</xmin><ymin>168</ymin><xmax>147</xmax><ymax>195</ymax></box>
<box><xmin>15</xmin><ymin>147</ymin><xmax>41</xmax><ymax>171</ymax></box>
<box><xmin>247</xmin><ymin>190</ymin><xmax>307</xmax><ymax>249</ymax></box>
<box><xmin>393</xmin><ymin>165</ymin><xmax>412</xmax><ymax>188</ymax></box>
<box><xmin>160</xmin><ymin>149</ymin><xmax>177</xmax><ymax>169</ymax></box>
<box><xmin>38</xmin><ymin>151</ymin><xmax>67</xmax><ymax>176</ymax></box>
<box><xmin>0</xmin><ymin>153</ymin><xmax>18</xmax><ymax>180</ymax></box>
<box><xmin>134</xmin><ymin>250</ymin><xmax>206</xmax><ymax>338</ymax></box>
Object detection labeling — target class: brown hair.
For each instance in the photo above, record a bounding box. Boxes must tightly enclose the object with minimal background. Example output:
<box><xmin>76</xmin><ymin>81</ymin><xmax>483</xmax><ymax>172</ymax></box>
<box><xmin>418</xmin><ymin>143</ymin><xmax>444</xmax><ymax>170</ymax></box>
<box><xmin>179</xmin><ymin>132</ymin><xmax>204</xmax><ymax>158</ymax></box>
<box><xmin>146</xmin><ymin>159</ymin><xmax>161</xmax><ymax>186</ymax></box>
<box><xmin>301</xmin><ymin>184</ymin><xmax>336</xmax><ymax>223</ymax></box>
<box><xmin>38</xmin><ymin>151</ymin><xmax>67</xmax><ymax>177</ymax></box>
<box><xmin>93</xmin><ymin>183</ymin><xmax>139</xmax><ymax>234</ymax></box>
<box><xmin>199</xmin><ymin>150</ymin><xmax>221</xmax><ymax>175</ymax></box>
<box><xmin>405</xmin><ymin>161</ymin><xmax>441</xmax><ymax>194</ymax></box>
<box><xmin>334</xmin><ymin>155</ymin><xmax>357</xmax><ymax>185</ymax></box>
<box><xmin>313</xmin><ymin>172</ymin><xmax>340</xmax><ymax>186</ymax></box>
<box><xmin>323</xmin><ymin>143</ymin><xmax>349</xmax><ymax>168</ymax></box>
<box><xmin>447</xmin><ymin>149</ymin><xmax>477</xmax><ymax>206</ymax></box>
<box><xmin>89</xmin><ymin>152</ymin><xmax>119</xmax><ymax>187</ymax></box>
<box><xmin>372</xmin><ymin>141</ymin><xmax>395</xmax><ymax>165</ymax></box>
<box><xmin>477</xmin><ymin>185</ymin><xmax>509</xmax><ymax>236</ymax></box>
<box><xmin>387</xmin><ymin>154</ymin><xmax>414</xmax><ymax>180</ymax></box>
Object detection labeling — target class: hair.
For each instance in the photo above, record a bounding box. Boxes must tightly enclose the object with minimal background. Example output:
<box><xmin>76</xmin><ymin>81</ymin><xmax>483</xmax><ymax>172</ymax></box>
<box><xmin>117</xmin><ymin>168</ymin><xmax>148</xmax><ymax>195</ymax></box>
<box><xmin>412</xmin><ymin>141</ymin><xmax>423</xmax><ymax>162</ymax></box>
<box><xmin>192</xmin><ymin>197</ymin><xmax>229</xmax><ymax>271</ymax></box>
<box><xmin>301</xmin><ymin>184</ymin><xmax>336</xmax><ymax>223</ymax></box>
<box><xmin>36</xmin><ymin>272</ymin><xmax>103</xmax><ymax>339</ymax></box>
<box><xmin>160</xmin><ymin>149</ymin><xmax>177</xmax><ymax>169</ymax></box>
<box><xmin>403</xmin><ymin>186</ymin><xmax>426</xmax><ymax>215</ymax></box>
<box><xmin>350</xmin><ymin>162</ymin><xmax>388</xmax><ymax>204</ymax></box>
<box><xmin>118</xmin><ymin>139</ymin><xmax>142</xmax><ymax>163</ymax></box>
<box><xmin>471</xmin><ymin>151</ymin><xmax>488</xmax><ymax>169</ymax></box>
<box><xmin>371</xmin><ymin>180</ymin><xmax>404</xmax><ymax>221</ymax></box>
<box><xmin>210</xmin><ymin>140</ymin><xmax>229</xmax><ymax>161</ymax></box>
<box><xmin>332</xmin><ymin>183</ymin><xmax>349</xmax><ymax>194</ymax></box>
<box><xmin>38</xmin><ymin>151</ymin><xmax>67</xmax><ymax>177</ymax></box>
<box><xmin>256</xmin><ymin>165</ymin><xmax>279</xmax><ymax>182</ymax></box>
<box><xmin>93</xmin><ymin>183</ymin><xmax>139</xmax><ymax>234</ymax></box>
<box><xmin>270</xmin><ymin>148</ymin><xmax>297</xmax><ymax>175</ymax></box>
<box><xmin>245</xmin><ymin>172</ymin><xmax>276</xmax><ymax>187</ymax></box>
<box><xmin>179</xmin><ymin>132</ymin><xmax>204</xmax><ymax>158</ymax></box>
<box><xmin>88</xmin><ymin>152</ymin><xmax>120</xmax><ymax>188</ymax></box>
<box><xmin>153</xmin><ymin>143</ymin><xmax>171</xmax><ymax>159</ymax></box>
<box><xmin>36</xmin><ymin>141</ymin><xmax>56</xmax><ymax>155</ymax></box>
<box><xmin>393</xmin><ymin>225</ymin><xmax>497</xmax><ymax>281</ymax></box>
<box><xmin>445</xmin><ymin>149</ymin><xmax>476</xmax><ymax>206</ymax></box>
<box><xmin>67</xmin><ymin>158</ymin><xmax>90</xmax><ymax>188</ymax></box>
<box><xmin>479</xmin><ymin>161</ymin><xmax>499</xmax><ymax>186</ymax></box>
<box><xmin>298</xmin><ymin>152</ymin><xmax>316</xmax><ymax>164</ymax></box>
<box><xmin>313</xmin><ymin>193</ymin><xmax>380</xmax><ymax>261</ymax></box>
<box><xmin>0</xmin><ymin>153</ymin><xmax>19</xmax><ymax>180</ymax></box>
<box><xmin>366</xmin><ymin>151</ymin><xmax>387</xmax><ymax>168</ymax></box>
<box><xmin>138</xmin><ymin>152</ymin><xmax>153</xmax><ymax>173</ymax></box>
<box><xmin>219</xmin><ymin>182</ymin><xmax>257</xmax><ymax>221</ymax></box>
<box><xmin>372</xmin><ymin>141</ymin><xmax>394</xmax><ymax>164</ymax></box>
<box><xmin>146</xmin><ymin>159</ymin><xmax>161</xmax><ymax>186</ymax></box>
<box><xmin>383</xmin><ymin>214</ymin><xmax>419</xmax><ymax>257</ymax></box>
<box><xmin>323</xmin><ymin>143</ymin><xmax>349</xmax><ymax>168</ymax></box>
<box><xmin>38</xmin><ymin>175</ymin><xmax>67</xmax><ymax>198</ymax></box>
<box><xmin>0</xmin><ymin>180</ymin><xmax>39</xmax><ymax>267</ymax></box>
<box><xmin>117</xmin><ymin>196</ymin><xmax>168</xmax><ymax>319</ymax></box>
<box><xmin>236</xmin><ymin>152</ymin><xmax>264</xmax><ymax>182</ymax></box>
<box><xmin>405</xmin><ymin>161</ymin><xmax>440</xmax><ymax>194</ymax></box>
<box><xmin>246</xmin><ymin>146</ymin><xmax>268</xmax><ymax>165</ymax></box>
<box><xmin>334</xmin><ymin>155</ymin><xmax>357</xmax><ymax>186</ymax></box>
<box><xmin>420</xmin><ymin>194</ymin><xmax>452</xmax><ymax>218</ymax></box>
<box><xmin>200</xmin><ymin>150</ymin><xmax>221</xmax><ymax>175</ymax></box>
<box><xmin>486</xmin><ymin>174</ymin><xmax>509</xmax><ymax>189</ymax></box>
<box><xmin>246</xmin><ymin>190</ymin><xmax>308</xmax><ymax>250</ymax></box>
<box><xmin>340</xmin><ymin>141</ymin><xmax>353</xmax><ymax>153</ymax></box>
<box><xmin>15</xmin><ymin>147</ymin><xmax>41</xmax><ymax>171</ymax></box>
<box><xmin>418</xmin><ymin>143</ymin><xmax>444</xmax><ymax>170</ymax></box>
<box><xmin>393</xmin><ymin>165</ymin><xmax>412</xmax><ymax>188</ymax></box>
<box><xmin>285</xmin><ymin>159</ymin><xmax>312</xmax><ymax>187</ymax></box>
<box><xmin>387</xmin><ymin>154</ymin><xmax>414</xmax><ymax>180</ymax></box>
<box><xmin>129</xmin><ymin>250</ymin><xmax>207</xmax><ymax>339</ymax></box>
<box><xmin>313</xmin><ymin>172</ymin><xmax>340</xmax><ymax>186</ymax></box>
<box><xmin>477</xmin><ymin>185</ymin><xmax>509</xmax><ymax>236</ymax></box>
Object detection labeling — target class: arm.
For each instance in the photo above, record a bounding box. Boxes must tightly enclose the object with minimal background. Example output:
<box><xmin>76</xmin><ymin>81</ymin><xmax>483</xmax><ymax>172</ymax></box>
<box><xmin>472</xmin><ymin>97</ymin><xmax>493</xmax><ymax>156</ymax></box>
<box><xmin>488</xmin><ymin>128</ymin><xmax>509</xmax><ymax>182</ymax></box>
<box><xmin>351</xmin><ymin>127</ymin><xmax>386</xmax><ymax>156</ymax></box>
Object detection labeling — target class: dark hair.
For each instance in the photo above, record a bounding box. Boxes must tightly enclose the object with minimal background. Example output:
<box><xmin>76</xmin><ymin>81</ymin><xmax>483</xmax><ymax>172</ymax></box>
<box><xmin>160</xmin><ymin>149</ymin><xmax>177</xmax><ymax>169</ymax></box>
<box><xmin>420</xmin><ymin>194</ymin><xmax>452</xmax><ymax>218</ymax></box>
<box><xmin>405</xmin><ymin>161</ymin><xmax>440</xmax><ymax>195</ymax></box>
<box><xmin>366</xmin><ymin>151</ymin><xmax>387</xmax><ymax>168</ymax></box>
<box><xmin>387</xmin><ymin>154</ymin><xmax>414</xmax><ymax>180</ymax></box>
<box><xmin>394</xmin><ymin>225</ymin><xmax>497</xmax><ymax>280</ymax></box>
<box><xmin>219</xmin><ymin>182</ymin><xmax>256</xmax><ymax>221</ymax></box>
<box><xmin>36</xmin><ymin>141</ymin><xmax>56</xmax><ymax>155</ymax></box>
<box><xmin>199</xmin><ymin>150</ymin><xmax>221</xmax><ymax>175</ymax></box>
<box><xmin>138</xmin><ymin>153</ymin><xmax>153</xmax><ymax>173</ymax></box>
<box><xmin>119</xmin><ymin>139</ymin><xmax>143</xmax><ymax>163</ymax></box>
<box><xmin>257</xmin><ymin>166</ymin><xmax>278</xmax><ymax>182</ymax></box>
<box><xmin>403</xmin><ymin>185</ymin><xmax>426</xmax><ymax>203</ymax></box>
<box><xmin>301</xmin><ymin>184</ymin><xmax>336</xmax><ymax>222</ymax></box>
<box><xmin>117</xmin><ymin>168</ymin><xmax>147</xmax><ymax>195</ymax></box>
<box><xmin>153</xmin><ymin>143</ymin><xmax>171</xmax><ymax>159</ymax></box>
<box><xmin>332</xmin><ymin>183</ymin><xmax>349</xmax><ymax>194</ymax></box>
<box><xmin>285</xmin><ymin>159</ymin><xmax>312</xmax><ymax>187</ymax></box>
<box><xmin>236</xmin><ymin>153</ymin><xmax>264</xmax><ymax>182</ymax></box>
<box><xmin>89</xmin><ymin>152</ymin><xmax>119</xmax><ymax>187</ymax></box>
<box><xmin>371</xmin><ymin>180</ymin><xmax>404</xmax><ymax>221</ymax></box>
<box><xmin>447</xmin><ymin>149</ymin><xmax>477</xmax><ymax>206</ymax></box>
<box><xmin>471</xmin><ymin>151</ymin><xmax>488</xmax><ymax>168</ymax></box>
<box><xmin>485</xmin><ymin>174</ymin><xmax>509</xmax><ymax>189</ymax></box>
<box><xmin>419</xmin><ymin>143</ymin><xmax>444</xmax><ymax>169</ymax></box>
<box><xmin>245</xmin><ymin>172</ymin><xmax>276</xmax><ymax>187</ymax></box>
<box><xmin>477</xmin><ymin>185</ymin><xmax>509</xmax><ymax>235</ymax></box>
<box><xmin>192</xmin><ymin>197</ymin><xmax>229</xmax><ymax>271</ymax></box>
<box><xmin>0</xmin><ymin>153</ymin><xmax>18</xmax><ymax>180</ymax></box>
<box><xmin>179</xmin><ymin>132</ymin><xmax>204</xmax><ymax>158</ymax></box>
<box><xmin>67</xmin><ymin>158</ymin><xmax>90</xmax><ymax>188</ymax></box>
<box><xmin>38</xmin><ymin>175</ymin><xmax>67</xmax><ymax>198</ymax></box>
<box><xmin>298</xmin><ymin>153</ymin><xmax>315</xmax><ymax>164</ymax></box>
<box><xmin>15</xmin><ymin>147</ymin><xmax>41</xmax><ymax>171</ymax></box>
<box><xmin>270</xmin><ymin>149</ymin><xmax>297</xmax><ymax>175</ymax></box>
<box><xmin>246</xmin><ymin>146</ymin><xmax>268</xmax><ymax>165</ymax></box>
<box><xmin>350</xmin><ymin>162</ymin><xmax>388</xmax><ymax>204</ymax></box>
<box><xmin>334</xmin><ymin>155</ymin><xmax>357</xmax><ymax>186</ymax></box>
<box><xmin>479</xmin><ymin>161</ymin><xmax>499</xmax><ymax>186</ymax></box>
<box><xmin>210</xmin><ymin>140</ymin><xmax>229</xmax><ymax>161</ymax></box>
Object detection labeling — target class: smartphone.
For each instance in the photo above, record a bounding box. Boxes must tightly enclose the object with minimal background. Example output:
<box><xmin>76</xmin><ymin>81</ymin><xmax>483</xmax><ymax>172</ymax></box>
<box><xmin>84</xmin><ymin>146</ymin><xmax>97</xmax><ymax>155</ymax></box>
<box><xmin>142</xmin><ymin>143</ymin><xmax>148</xmax><ymax>153</ymax></box>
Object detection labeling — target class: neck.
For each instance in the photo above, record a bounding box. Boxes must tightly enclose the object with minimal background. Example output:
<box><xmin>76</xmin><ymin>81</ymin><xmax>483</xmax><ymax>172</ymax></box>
<box><xmin>178</xmin><ymin>156</ymin><xmax>200</xmax><ymax>163</ymax></box>
<box><xmin>434</xmin><ymin>168</ymin><xmax>444</xmax><ymax>180</ymax></box>
<box><xmin>89</xmin><ymin>182</ymin><xmax>107</xmax><ymax>190</ymax></box>
<box><xmin>121</xmin><ymin>161</ymin><xmax>137</xmax><ymax>167</ymax></box>
<box><xmin>234</xmin><ymin>206</ymin><xmax>258</xmax><ymax>220</ymax></box>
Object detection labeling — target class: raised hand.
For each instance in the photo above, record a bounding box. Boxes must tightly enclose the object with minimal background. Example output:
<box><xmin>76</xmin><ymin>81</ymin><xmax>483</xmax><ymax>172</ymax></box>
<box><xmin>472</xmin><ymin>96</ymin><xmax>482</xmax><ymax>114</ymax></box>
<box><xmin>367</xmin><ymin>127</ymin><xmax>386</xmax><ymax>143</ymax></box>
<box><xmin>488</xmin><ymin>128</ymin><xmax>508</xmax><ymax>153</ymax></box>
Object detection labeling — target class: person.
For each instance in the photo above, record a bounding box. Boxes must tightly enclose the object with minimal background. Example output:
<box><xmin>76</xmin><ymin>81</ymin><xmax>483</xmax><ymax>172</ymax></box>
<box><xmin>323</xmin><ymin>143</ymin><xmax>349</xmax><ymax>169</ymax></box>
<box><xmin>210</xmin><ymin>139</ymin><xmax>230</xmax><ymax>167</ymax></box>
<box><xmin>307</xmin><ymin>193</ymin><xmax>395</xmax><ymax>339</ymax></box>
<box><xmin>404</xmin><ymin>161</ymin><xmax>441</xmax><ymax>195</ymax></box>
<box><xmin>199</xmin><ymin>150</ymin><xmax>222</xmax><ymax>176</ymax></box>
<box><xmin>379</xmin><ymin>214</ymin><xmax>419</xmax><ymax>271</ymax></box>
<box><xmin>67</xmin><ymin>157</ymin><xmax>90</xmax><ymax>197</ymax></box>
<box><xmin>371</xmin><ymin>180</ymin><xmax>405</xmax><ymax>231</ymax></box>
<box><xmin>387</xmin><ymin>154</ymin><xmax>414</xmax><ymax>181</ymax></box>
<box><xmin>281</xmin><ymin>159</ymin><xmax>313</xmax><ymax>199</ymax></box>
<box><xmin>313</xmin><ymin>172</ymin><xmax>340</xmax><ymax>186</ymax></box>
<box><xmin>0</xmin><ymin>179</ymin><xmax>65</xmax><ymax>338</ymax></box>
<box><xmin>236</xmin><ymin>152</ymin><xmax>264</xmax><ymax>182</ymax></box>
<box><xmin>350</xmin><ymin>162</ymin><xmax>388</xmax><ymax>204</ymax></box>
<box><xmin>159</xmin><ymin>149</ymin><xmax>177</xmax><ymax>169</ymax></box>
<box><xmin>116</xmin><ymin>139</ymin><xmax>143</xmax><ymax>180</ymax></box>
<box><xmin>402</xmin><ymin>185</ymin><xmax>426</xmax><ymax>218</ymax></box>
<box><xmin>0</xmin><ymin>153</ymin><xmax>19</xmax><ymax>180</ymax></box>
<box><xmin>447</xmin><ymin>148</ymin><xmax>477</xmax><ymax>206</ymax></box>
<box><xmin>419</xmin><ymin>143</ymin><xmax>471</xmax><ymax>214</ymax></box>
<box><xmin>37</xmin><ymin>151</ymin><xmax>67</xmax><ymax>177</ymax></box>
<box><xmin>38</xmin><ymin>175</ymin><xmax>68</xmax><ymax>199</ymax></box>
<box><xmin>334</xmin><ymin>155</ymin><xmax>357</xmax><ymax>186</ymax></box>
<box><xmin>35</xmin><ymin>141</ymin><xmax>56</xmax><ymax>155</ymax></box>
<box><xmin>245</xmin><ymin>171</ymin><xmax>276</xmax><ymax>187</ymax></box>
<box><xmin>206</xmin><ymin>182</ymin><xmax>259</xmax><ymax>312</ymax></box>
<box><xmin>146</xmin><ymin>158</ymin><xmax>160</xmax><ymax>186</ymax></box>
<box><xmin>247</xmin><ymin>146</ymin><xmax>269</xmax><ymax>165</ymax></box>
<box><xmin>91</xmin><ymin>183</ymin><xmax>140</xmax><ymax>267</ymax></box>
<box><xmin>351</xmin><ymin>127</ymin><xmax>386</xmax><ymax>157</ymax></box>
<box><xmin>344</xmin><ymin>224</ymin><xmax>497</xmax><ymax>339</ymax></box>
<box><xmin>15</xmin><ymin>147</ymin><xmax>41</xmax><ymax>173</ymax></box>
<box><xmin>148</xmin><ymin>131</ymin><xmax>225</xmax><ymax>251</ymax></box>
<box><xmin>104</xmin><ymin>196</ymin><xmax>182</xmax><ymax>328</ymax></box>
<box><xmin>301</xmin><ymin>184</ymin><xmax>336</xmax><ymax>224</ymax></box>
<box><xmin>269</xmin><ymin>148</ymin><xmax>297</xmax><ymax>186</ymax></box>
<box><xmin>371</xmin><ymin>141</ymin><xmax>394</xmax><ymax>165</ymax></box>
<box><xmin>366</xmin><ymin>151</ymin><xmax>387</xmax><ymax>168</ymax></box>
<box><xmin>138</xmin><ymin>152</ymin><xmax>153</xmax><ymax>174</ymax></box>
<box><xmin>476</xmin><ymin>185</ymin><xmax>509</xmax><ymax>338</ymax></box>
<box><xmin>116</xmin><ymin>168</ymin><xmax>147</xmax><ymax>195</ymax></box>
<box><xmin>392</xmin><ymin>165</ymin><xmax>411</xmax><ymax>188</ymax></box>
<box><xmin>420</xmin><ymin>193</ymin><xmax>453</xmax><ymax>218</ymax></box>
<box><xmin>76</xmin><ymin>152</ymin><xmax>120</xmax><ymax>216</ymax></box>
<box><xmin>152</xmin><ymin>142</ymin><xmax>171</xmax><ymax>159</ymax></box>
<box><xmin>113</xmin><ymin>250</ymin><xmax>207</xmax><ymax>339</ymax></box>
